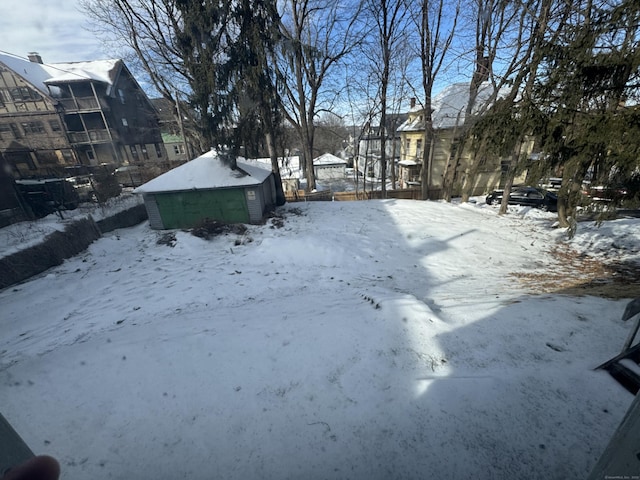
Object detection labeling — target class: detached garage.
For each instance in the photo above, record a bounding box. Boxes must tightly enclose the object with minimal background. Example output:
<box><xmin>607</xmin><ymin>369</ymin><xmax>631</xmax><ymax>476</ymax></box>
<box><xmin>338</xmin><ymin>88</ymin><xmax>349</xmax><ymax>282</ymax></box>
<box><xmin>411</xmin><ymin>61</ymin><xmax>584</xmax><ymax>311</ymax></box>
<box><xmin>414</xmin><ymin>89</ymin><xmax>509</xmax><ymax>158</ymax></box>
<box><xmin>134</xmin><ymin>151</ymin><xmax>277</xmax><ymax>229</ymax></box>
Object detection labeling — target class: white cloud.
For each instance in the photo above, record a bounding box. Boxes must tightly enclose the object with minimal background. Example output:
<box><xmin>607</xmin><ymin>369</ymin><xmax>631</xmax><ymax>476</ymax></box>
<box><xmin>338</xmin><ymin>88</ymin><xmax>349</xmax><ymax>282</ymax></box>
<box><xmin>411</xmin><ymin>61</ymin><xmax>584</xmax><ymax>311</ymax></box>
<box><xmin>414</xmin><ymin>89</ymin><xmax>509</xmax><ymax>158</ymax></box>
<box><xmin>0</xmin><ymin>0</ymin><xmax>106</xmax><ymax>62</ymax></box>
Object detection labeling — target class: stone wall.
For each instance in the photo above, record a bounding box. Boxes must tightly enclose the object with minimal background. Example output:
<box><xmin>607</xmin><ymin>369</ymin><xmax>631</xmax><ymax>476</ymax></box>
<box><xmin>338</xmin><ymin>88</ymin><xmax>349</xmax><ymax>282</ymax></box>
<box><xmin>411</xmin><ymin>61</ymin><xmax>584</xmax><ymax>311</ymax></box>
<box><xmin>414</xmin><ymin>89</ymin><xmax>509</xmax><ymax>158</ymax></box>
<box><xmin>0</xmin><ymin>205</ymin><xmax>147</xmax><ymax>290</ymax></box>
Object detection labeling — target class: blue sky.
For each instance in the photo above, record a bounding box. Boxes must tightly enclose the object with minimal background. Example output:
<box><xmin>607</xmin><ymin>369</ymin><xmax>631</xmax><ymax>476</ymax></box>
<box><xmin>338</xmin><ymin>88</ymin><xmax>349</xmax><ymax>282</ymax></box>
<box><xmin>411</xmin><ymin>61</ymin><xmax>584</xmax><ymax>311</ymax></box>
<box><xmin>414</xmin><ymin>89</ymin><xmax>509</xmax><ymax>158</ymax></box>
<box><xmin>0</xmin><ymin>0</ymin><xmax>106</xmax><ymax>63</ymax></box>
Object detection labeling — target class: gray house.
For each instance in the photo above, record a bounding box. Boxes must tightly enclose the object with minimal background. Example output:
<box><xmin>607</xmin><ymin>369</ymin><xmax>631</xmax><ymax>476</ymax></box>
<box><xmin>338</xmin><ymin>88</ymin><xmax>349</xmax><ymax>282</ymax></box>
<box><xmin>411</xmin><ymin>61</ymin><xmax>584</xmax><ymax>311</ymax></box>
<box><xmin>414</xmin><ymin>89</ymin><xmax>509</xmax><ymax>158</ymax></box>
<box><xmin>134</xmin><ymin>151</ymin><xmax>277</xmax><ymax>229</ymax></box>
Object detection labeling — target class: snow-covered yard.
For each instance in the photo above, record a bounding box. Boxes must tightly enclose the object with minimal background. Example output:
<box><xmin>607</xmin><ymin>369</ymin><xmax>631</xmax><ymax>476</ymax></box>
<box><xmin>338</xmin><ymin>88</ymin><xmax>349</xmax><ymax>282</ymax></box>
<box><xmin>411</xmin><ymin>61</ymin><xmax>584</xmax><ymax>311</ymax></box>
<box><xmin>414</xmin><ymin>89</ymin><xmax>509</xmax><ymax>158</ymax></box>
<box><xmin>1</xmin><ymin>198</ymin><xmax>638</xmax><ymax>479</ymax></box>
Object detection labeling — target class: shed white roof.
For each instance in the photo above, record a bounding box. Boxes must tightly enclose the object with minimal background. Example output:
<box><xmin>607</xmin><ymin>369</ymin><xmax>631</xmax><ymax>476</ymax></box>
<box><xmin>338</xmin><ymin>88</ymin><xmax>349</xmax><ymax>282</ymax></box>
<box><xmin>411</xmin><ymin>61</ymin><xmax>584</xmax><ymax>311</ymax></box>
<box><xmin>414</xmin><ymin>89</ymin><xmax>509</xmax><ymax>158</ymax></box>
<box><xmin>134</xmin><ymin>151</ymin><xmax>272</xmax><ymax>194</ymax></box>
<box><xmin>398</xmin><ymin>160</ymin><xmax>419</xmax><ymax>166</ymax></box>
<box><xmin>314</xmin><ymin>153</ymin><xmax>347</xmax><ymax>166</ymax></box>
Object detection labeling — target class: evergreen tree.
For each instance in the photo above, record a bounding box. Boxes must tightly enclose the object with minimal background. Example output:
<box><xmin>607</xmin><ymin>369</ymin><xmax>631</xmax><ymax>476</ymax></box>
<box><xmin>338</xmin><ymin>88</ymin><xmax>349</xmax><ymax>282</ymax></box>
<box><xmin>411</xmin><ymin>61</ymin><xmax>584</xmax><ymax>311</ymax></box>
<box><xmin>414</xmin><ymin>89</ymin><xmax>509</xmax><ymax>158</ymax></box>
<box><xmin>534</xmin><ymin>0</ymin><xmax>640</xmax><ymax>224</ymax></box>
<box><xmin>175</xmin><ymin>0</ymin><xmax>286</xmax><ymax>204</ymax></box>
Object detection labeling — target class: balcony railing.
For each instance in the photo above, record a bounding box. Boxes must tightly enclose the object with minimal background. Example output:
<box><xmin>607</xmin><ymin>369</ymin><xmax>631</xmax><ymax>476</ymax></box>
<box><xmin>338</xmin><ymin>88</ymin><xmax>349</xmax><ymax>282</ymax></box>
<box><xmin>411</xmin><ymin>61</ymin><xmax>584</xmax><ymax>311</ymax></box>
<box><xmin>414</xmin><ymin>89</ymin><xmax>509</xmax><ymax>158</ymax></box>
<box><xmin>58</xmin><ymin>96</ymin><xmax>104</xmax><ymax>111</ymax></box>
<box><xmin>68</xmin><ymin>129</ymin><xmax>111</xmax><ymax>144</ymax></box>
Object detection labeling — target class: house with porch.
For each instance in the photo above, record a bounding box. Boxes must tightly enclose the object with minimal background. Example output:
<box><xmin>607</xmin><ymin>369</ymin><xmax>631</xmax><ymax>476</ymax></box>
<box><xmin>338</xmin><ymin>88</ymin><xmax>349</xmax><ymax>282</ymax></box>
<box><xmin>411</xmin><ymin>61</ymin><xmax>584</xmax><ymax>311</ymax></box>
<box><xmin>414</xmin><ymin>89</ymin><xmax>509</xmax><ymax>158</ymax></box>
<box><xmin>356</xmin><ymin>113</ymin><xmax>407</xmax><ymax>183</ymax></box>
<box><xmin>0</xmin><ymin>51</ymin><xmax>165</xmax><ymax>179</ymax></box>
<box><xmin>397</xmin><ymin>83</ymin><xmax>530</xmax><ymax>196</ymax></box>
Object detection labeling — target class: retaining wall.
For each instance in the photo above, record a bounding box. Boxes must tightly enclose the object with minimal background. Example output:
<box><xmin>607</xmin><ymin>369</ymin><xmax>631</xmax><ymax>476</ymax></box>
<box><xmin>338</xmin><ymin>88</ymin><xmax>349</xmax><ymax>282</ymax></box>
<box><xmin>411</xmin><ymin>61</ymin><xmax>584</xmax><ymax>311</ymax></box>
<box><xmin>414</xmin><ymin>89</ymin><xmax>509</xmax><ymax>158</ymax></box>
<box><xmin>0</xmin><ymin>205</ymin><xmax>148</xmax><ymax>290</ymax></box>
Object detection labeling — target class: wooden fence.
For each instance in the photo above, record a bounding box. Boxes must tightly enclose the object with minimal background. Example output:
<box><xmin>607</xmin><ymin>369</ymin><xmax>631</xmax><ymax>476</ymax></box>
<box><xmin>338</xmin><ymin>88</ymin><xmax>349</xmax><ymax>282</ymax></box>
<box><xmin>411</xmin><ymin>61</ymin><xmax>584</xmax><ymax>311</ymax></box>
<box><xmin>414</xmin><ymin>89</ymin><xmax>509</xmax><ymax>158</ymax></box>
<box><xmin>285</xmin><ymin>188</ymin><xmax>427</xmax><ymax>202</ymax></box>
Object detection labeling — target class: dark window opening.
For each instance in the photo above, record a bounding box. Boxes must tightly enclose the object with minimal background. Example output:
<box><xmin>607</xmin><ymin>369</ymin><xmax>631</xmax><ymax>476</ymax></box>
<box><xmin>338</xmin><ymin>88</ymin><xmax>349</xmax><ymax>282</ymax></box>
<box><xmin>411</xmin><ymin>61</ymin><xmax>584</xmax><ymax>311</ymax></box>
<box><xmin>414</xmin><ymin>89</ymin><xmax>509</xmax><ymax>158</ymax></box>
<box><xmin>9</xmin><ymin>86</ymin><xmax>41</xmax><ymax>101</ymax></box>
<box><xmin>36</xmin><ymin>151</ymin><xmax>59</xmax><ymax>164</ymax></box>
<box><xmin>10</xmin><ymin>123</ymin><xmax>21</xmax><ymax>138</ymax></box>
<box><xmin>21</xmin><ymin>121</ymin><xmax>45</xmax><ymax>134</ymax></box>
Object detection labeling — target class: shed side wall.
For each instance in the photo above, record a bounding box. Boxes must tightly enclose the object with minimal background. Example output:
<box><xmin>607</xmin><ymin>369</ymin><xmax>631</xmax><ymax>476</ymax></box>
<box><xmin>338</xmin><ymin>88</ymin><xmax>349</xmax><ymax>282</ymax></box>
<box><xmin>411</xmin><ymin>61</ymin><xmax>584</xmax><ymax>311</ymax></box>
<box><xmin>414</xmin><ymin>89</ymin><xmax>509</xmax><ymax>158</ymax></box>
<box><xmin>245</xmin><ymin>185</ymin><xmax>265</xmax><ymax>223</ymax></box>
<box><xmin>143</xmin><ymin>194</ymin><xmax>164</xmax><ymax>229</ymax></box>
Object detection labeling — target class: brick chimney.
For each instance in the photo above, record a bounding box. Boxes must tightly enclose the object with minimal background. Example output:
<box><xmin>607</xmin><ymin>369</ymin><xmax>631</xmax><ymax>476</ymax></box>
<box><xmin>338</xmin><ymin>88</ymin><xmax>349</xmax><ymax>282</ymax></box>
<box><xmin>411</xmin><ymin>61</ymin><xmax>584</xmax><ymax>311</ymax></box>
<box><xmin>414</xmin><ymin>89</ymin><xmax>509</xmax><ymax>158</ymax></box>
<box><xmin>27</xmin><ymin>52</ymin><xmax>43</xmax><ymax>64</ymax></box>
<box><xmin>410</xmin><ymin>97</ymin><xmax>416</xmax><ymax>108</ymax></box>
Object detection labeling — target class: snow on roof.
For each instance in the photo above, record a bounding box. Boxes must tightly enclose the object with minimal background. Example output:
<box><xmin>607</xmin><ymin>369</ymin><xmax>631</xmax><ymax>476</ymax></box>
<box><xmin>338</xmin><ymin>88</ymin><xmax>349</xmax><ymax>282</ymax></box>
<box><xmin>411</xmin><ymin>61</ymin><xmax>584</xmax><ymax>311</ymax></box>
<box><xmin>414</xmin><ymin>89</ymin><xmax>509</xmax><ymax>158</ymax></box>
<box><xmin>252</xmin><ymin>155</ymin><xmax>301</xmax><ymax>179</ymax></box>
<box><xmin>0</xmin><ymin>52</ymin><xmax>120</xmax><ymax>96</ymax></box>
<box><xmin>398</xmin><ymin>160</ymin><xmax>419</xmax><ymax>166</ymax></box>
<box><xmin>398</xmin><ymin>82</ymin><xmax>510</xmax><ymax>132</ymax></box>
<box><xmin>44</xmin><ymin>60</ymin><xmax>119</xmax><ymax>85</ymax></box>
<box><xmin>314</xmin><ymin>153</ymin><xmax>347</xmax><ymax>166</ymax></box>
<box><xmin>133</xmin><ymin>151</ymin><xmax>272</xmax><ymax>194</ymax></box>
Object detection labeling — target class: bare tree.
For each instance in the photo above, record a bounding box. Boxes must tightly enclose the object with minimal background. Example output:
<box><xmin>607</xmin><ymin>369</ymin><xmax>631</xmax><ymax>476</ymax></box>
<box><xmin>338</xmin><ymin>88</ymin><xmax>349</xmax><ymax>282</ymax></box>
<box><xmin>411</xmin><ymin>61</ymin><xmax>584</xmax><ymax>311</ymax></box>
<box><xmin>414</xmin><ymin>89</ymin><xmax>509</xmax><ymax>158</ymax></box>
<box><xmin>442</xmin><ymin>0</ymin><xmax>544</xmax><ymax>202</ymax></box>
<box><xmin>80</xmin><ymin>0</ymin><xmax>203</xmax><ymax>152</ymax></box>
<box><xmin>465</xmin><ymin>0</ymin><xmax>572</xmax><ymax>215</ymax></box>
<box><xmin>414</xmin><ymin>0</ymin><xmax>459</xmax><ymax>200</ymax></box>
<box><xmin>362</xmin><ymin>0</ymin><xmax>410</xmax><ymax>195</ymax></box>
<box><xmin>277</xmin><ymin>0</ymin><xmax>364</xmax><ymax>191</ymax></box>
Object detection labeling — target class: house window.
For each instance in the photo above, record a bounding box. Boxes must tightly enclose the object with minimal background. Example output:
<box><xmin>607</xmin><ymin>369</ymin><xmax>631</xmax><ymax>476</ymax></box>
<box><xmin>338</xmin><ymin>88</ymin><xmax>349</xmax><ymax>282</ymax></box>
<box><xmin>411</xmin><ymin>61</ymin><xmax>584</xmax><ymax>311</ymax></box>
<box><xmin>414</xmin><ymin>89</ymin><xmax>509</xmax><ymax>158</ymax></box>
<box><xmin>141</xmin><ymin>145</ymin><xmax>149</xmax><ymax>160</ymax></box>
<box><xmin>9</xmin><ymin>87</ymin><xmax>41</xmax><ymax>101</ymax></box>
<box><xmin>405</xmin><ymin>139</ymin><xmax>411</xmax><ymax>151</ymax></box>
<box><xmin>0</xmin><ymin>124</ymin><xmax>12</xmax><ymax>138</ymax></box>
<box><xmin>130</xmin><ymin>145</ymin><xmax>139</xmax><ymax>161</ymax></box>
<box><xmin>36</xmin><ymin>151</ymin><xmax>58</xmax><ymax>164</ymax></box>
<box><xmin>87</xmin><ymin>150</ymin><xmax>95</xmax><ymax>161</ymax></box>
<box><xmin>6</xmin><ymin>152</ymin><xmax>36</xmax><ymax>171</ymax></box>
<box><xmin>61</xmin><ymin>150</ymin><xmax>74</xmax><ymax>162</ymax></box>
<box><xmin>10</xmin><ymin>123</ymin><xmax>21</xmax><ymax>138</ymax></box>
<box><xmin>49</xmin><ymin>120</ymin><xmax>62</xmax><ymax>132</ymax></box>
<box><xmin>173</xmin><ymin>144</ymin><xmax>185</xmax><ymax>155</ymax></box>
<box><xmin>121</xmin><ymin>118</ymin><xmax>128</xmax><ymax>127</ymax></box>
<box><xmin>416</xmin><ymin>139</ymin><xmax>422</xmax><ymax>158</ymax></box>
<box><xmin>154</xmin><ymin>143</ymin><xmax>163</xmax><ymax>158</ymax></box>
<box><xmin>118</xmin><ymin>89</ymin><xmax>125</xmax><ymax>104</ymax></box>
<box><xmin>20</xmin><ymin>121</ymin><xmax>45</xmax><ymax>134</ymax></box>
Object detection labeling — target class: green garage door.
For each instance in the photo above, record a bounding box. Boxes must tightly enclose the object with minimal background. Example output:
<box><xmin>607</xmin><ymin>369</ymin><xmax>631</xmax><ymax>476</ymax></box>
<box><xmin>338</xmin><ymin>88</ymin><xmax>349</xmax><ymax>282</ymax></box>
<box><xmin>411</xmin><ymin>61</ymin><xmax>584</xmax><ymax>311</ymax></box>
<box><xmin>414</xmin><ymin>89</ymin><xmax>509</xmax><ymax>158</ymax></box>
<box><xmin>155</xmin><ymin>189</ymin><xmax>250</xmax><ymax>228</ymax></box>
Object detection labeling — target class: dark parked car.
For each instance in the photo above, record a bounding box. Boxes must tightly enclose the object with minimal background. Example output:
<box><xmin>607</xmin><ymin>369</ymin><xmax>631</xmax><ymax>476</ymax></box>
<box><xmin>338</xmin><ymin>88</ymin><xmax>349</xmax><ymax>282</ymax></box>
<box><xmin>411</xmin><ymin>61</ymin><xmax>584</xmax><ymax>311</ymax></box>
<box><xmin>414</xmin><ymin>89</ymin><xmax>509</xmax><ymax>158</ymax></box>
<box><xmin>582</xmin><ymin>184</ymin><xmax>630</xmax><ymax>205</ymax></box>
<box><xmin>486</xmin><ymin>186</ymin><xmax>558</xmax><ymax>212</ymax></box>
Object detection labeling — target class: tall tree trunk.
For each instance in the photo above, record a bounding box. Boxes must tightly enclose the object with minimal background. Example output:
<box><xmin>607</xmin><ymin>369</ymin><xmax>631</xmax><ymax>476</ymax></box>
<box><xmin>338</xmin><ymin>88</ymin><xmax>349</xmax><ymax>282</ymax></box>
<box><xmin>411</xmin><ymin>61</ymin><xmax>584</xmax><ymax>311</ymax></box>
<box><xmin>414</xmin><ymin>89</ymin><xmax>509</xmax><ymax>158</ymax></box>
<box><xmin>421</xmin><ymin>120</ymin><xmax>434</xmax><ymax>200</ymax></box>
<box><xmin>265</xmin><ymin>130</ymin><xmax>286</xmax><ymax>206</ymax></box>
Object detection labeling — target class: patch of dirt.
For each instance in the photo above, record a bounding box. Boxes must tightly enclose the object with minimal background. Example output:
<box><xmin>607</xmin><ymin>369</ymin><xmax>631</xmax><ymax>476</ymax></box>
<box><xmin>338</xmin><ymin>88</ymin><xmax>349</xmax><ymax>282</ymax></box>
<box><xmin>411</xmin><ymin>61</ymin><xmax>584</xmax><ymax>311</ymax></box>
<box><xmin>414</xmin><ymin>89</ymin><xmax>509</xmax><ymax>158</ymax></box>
<box><xmin>190</xmin><ymin>219</ymin><xmax>248</xmax><ymax>240</ymax></box>
<box><xmin>514</xmin><ymin>246</ymin><xmax>640</xmax><ymax>299</ymax></box>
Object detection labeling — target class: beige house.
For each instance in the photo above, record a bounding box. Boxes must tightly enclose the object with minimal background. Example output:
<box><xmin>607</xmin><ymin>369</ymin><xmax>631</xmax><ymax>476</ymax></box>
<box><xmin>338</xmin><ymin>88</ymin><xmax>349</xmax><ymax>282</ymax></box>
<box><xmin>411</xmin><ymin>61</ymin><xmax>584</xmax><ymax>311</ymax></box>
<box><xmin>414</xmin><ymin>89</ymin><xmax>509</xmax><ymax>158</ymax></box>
<box><xmin>397</xmin><ymin>83</ymin><xmax>530</xmax><ymax>196</ymax></box>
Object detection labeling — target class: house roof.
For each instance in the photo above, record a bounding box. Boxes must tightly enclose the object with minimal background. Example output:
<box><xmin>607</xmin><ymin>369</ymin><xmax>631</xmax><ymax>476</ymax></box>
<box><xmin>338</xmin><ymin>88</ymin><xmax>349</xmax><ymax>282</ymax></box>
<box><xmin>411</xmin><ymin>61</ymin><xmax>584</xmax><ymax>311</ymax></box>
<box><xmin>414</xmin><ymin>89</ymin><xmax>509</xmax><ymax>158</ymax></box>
<box><xmin>44</xmin><ymin>60</ymin><xmax>120</xmax><ymax>86</ymax></box>
<box><xmin>0</xmin><ymin>52</ymin><xmax>121</xmax><ymax>97</ymax></box>
<box><xmin>134</xmin><ymin>151</ymin><xmax>272</xmax><ymax>194</ymax></box>
<box><xmin>314</xmin><ymin>153</ymin><xmax>347</xmax><ymax>166</ymax></box>
<box><xmin>398</xmin><ymin>160</ymin><xmax>419</xmax><ymax>166</ymax></box>
<box><xmin>398</xmin><ymin>82</ymin><xmax>509</xmax><ymax>132</ymax></box>
<box><xmin>161</xmin><ymin>133</ymin><xmax>185</xmax><ymax>144</ymax></box>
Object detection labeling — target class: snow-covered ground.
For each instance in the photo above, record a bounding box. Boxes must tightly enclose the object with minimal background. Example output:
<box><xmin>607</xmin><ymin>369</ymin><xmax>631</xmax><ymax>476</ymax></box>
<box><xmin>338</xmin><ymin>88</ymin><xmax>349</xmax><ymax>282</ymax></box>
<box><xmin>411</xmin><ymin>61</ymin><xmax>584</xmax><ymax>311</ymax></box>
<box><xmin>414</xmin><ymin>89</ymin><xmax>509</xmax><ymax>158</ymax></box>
<box><xmin>1</xmin><ymin>198</ymin><xmax>639</xmax><ymax>480</ymax></box>
<box><xmin>0</xmin><ymin>193</ymin><xmax>142</xmax><ymax>258</ymax></box>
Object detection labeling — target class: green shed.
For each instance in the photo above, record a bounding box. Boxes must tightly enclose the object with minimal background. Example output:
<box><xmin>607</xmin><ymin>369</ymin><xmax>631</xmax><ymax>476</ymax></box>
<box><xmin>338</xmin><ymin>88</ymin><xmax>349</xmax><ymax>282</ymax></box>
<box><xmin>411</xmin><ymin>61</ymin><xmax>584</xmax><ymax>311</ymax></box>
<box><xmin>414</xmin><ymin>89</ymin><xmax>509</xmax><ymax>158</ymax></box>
<box><xmin>134</xmin><ymin>151</ymin><xmax>277</xmax><ymax>229</ymax></box>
